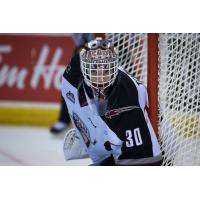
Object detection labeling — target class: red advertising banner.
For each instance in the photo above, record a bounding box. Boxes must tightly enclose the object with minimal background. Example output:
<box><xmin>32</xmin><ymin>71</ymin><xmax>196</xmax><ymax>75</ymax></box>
<box><xmin>0</xmin><ymin>34</ymin><xmax>75</xmax><ymax>103</ymax></box>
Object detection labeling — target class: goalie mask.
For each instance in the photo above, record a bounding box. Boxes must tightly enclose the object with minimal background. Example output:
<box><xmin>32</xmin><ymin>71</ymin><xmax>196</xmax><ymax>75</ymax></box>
<box><xmin>80</xmin><ymin>38</ymin><xmax>118</xmax><ymax>116</ymax></box>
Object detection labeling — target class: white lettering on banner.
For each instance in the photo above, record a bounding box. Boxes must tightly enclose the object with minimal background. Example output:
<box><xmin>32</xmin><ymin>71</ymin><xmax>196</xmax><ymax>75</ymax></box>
<box><xmin>0</xmin><ymin>45</ymin><xmax>28</xmax><ymax>89</ymax></box>
<box><xmin>0</xmin><ymin>44</ymin><xmax>65</xmax><ymax>91</ymax></box>
<box><xmin>30</xmin><ymin>45</ymin><xmax>65</xmax><ymax>90</ymax></box>
<box><xmin>0</xmin><ymin>65</ymin><xmax>28</xmax><ymax>90</ymax></box>
<box><xmin>0</xmin><ymin>45</ymin><xmax>12</xmax><ymax>53</ymax></box>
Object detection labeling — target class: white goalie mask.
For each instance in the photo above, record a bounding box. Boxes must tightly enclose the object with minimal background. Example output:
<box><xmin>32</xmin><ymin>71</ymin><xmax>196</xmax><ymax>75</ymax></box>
<box><xmin>80</xmin><ymin>38</ymin><xmax>118</xmax><ymax>94</ymax></box>
<box><xmin>79</xmin><ymin>38</ymin><xmax>118</xmax><ymax>116</ymax></box>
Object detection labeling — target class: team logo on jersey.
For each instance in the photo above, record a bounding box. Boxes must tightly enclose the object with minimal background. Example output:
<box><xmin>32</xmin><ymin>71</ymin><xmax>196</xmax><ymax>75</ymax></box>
<box><xmin>66</xmin><ymin>91</ymin><xmax>75</xmax><ymax>103</ymax></box>
<box><xmin>72</xmin><ymin>112</ymin><xmax>91</xmax><ymax>147</ymax></box>
<box><xmin>105</xmin><ymin>106</ymin><xmax>139</xmax><ymax>119</ymax></box>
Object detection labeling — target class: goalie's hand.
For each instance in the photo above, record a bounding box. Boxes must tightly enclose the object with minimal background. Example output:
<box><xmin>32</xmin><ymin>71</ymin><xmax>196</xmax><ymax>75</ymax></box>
<box><xmin>63</xmin><ymin>128</ymin><xmax>88</xmax><ymax>160</ymax></box>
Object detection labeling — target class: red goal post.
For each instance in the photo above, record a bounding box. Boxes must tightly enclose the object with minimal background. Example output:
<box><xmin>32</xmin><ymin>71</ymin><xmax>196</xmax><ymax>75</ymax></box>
<box><xmin>147</xmin><ymin>33</ymin><xmax>159</xmax><ymax>135</ymax></box>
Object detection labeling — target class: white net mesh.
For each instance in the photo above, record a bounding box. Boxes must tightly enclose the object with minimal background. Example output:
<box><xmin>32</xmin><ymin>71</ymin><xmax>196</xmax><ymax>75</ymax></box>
<box><xmin>158</xmin><ymin>34</ymin><xmax>200</xmax><ymax>165</ymax></box>
<box><xmin>105</xmin><ymin>33</ymin><xmax>147</xmax><ymax>86</ymax></box>
<box><xmin>105</xmin><ymin>33</ymin><xmax>200</xmax><ymax>166</ymax></box>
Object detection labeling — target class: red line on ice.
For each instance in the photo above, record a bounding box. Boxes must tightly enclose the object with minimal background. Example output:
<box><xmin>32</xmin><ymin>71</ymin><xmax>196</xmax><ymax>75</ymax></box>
<box><xmin>0</xmin><ymin>148</ymin><xmax>29</xmax><ymax>166</ymax></box>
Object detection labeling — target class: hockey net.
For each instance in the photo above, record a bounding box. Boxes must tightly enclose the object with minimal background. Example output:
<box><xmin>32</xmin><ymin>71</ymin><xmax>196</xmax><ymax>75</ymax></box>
<box><xmin>105</xmin><ymin>33</ymin><xmax>200</xmax><ymax>166</ymax></box>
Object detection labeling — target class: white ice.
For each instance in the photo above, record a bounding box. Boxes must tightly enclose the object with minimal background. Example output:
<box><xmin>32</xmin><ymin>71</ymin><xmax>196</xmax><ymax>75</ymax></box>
<box><xmin>0</xmin><ymin>125</ymin><xmax>92</xmax><ymax>166</ymax></box>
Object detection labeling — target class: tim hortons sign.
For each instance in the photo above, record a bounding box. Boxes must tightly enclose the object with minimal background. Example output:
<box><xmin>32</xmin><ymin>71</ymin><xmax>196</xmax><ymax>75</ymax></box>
<box><xmin>0</xmin><ymin>34</ymin><xmax>75</xmax><ymax>103</ymax></box>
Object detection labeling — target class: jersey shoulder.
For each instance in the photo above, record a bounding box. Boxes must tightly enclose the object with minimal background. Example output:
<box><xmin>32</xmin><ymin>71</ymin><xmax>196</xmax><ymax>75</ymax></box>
<box><xmin>107</xmin><ymin>68</ymin><xmax>140</xmax><ymax>109</ymax></box>
<box><xmin>118</xmin><ymin>67</ymin><xmax>144</xmax><ymax>88</ymax></box>
<box><xmin>114</xmin><ymin>68</ymin><xmax>148</xmax><ymax>108</ymax></box>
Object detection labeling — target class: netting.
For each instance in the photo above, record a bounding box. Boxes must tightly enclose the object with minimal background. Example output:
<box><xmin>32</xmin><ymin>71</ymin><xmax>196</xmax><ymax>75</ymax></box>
<box><xmin>106</xmin><ymin>33</ymin><xmax>147</xmax><ymax>86</ymax></box>
<box><xmin>105</xmin><ymin>33</ymin><xmax>200</xmax><ymax>165</ymax></box>
<box><xmin>158</xmin><ymin>34</ymin><xmax>200</xmax><ymax>165</ymax></box>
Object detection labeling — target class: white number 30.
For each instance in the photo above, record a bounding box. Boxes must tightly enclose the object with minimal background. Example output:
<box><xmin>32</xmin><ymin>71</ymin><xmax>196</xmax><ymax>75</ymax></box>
<box><xmin>125</xmin><ymin>128</ymin><xmax>143</xmax><ymax>147</ymax></box>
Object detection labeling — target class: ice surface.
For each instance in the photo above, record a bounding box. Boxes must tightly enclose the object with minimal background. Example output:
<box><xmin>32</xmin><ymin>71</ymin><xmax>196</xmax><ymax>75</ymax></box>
<box><xmin>0</xmin><ymin>125</ymin><xmax>92</xmax><ymax>166</ymax></box>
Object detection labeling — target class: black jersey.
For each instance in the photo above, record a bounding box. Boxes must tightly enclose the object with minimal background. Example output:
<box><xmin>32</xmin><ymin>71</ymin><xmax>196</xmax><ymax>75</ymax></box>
<box><xmin>62</xmin><ymin>54</ymin><xmax>162</xmax><ymax>165</ymax></box>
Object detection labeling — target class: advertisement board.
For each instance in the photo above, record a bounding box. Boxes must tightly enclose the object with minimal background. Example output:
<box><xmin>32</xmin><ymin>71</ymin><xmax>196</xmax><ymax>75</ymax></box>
<box><xmin>0</xmin><ymin>34</ymin><xmax>75</xmax><ymax>125</ymax></box>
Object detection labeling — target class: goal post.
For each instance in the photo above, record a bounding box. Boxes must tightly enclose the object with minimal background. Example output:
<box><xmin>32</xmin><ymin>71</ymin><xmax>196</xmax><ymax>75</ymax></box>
<box><xmin>105</xmin><ymin>33</ymin><xmax>200</xmax><ymax>166</ymax></box>
<box><xmin>147</xmin><ymin>33</ymin><xmax>159</xmax><ymax>135</ymax></box>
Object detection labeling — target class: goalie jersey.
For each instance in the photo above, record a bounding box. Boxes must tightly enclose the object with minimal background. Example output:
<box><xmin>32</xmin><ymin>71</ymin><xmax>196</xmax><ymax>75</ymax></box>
<box><xmin>62</xmin><ymin>54</ymin><xmax>162</xmax><ymax>165</ymax></box>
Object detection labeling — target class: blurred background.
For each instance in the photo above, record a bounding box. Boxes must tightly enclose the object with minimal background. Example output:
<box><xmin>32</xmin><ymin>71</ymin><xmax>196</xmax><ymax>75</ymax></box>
<box><xmin>0</xmin><ymin>33</ymin><xmax>94</xmax><ymax>165</ymax></box>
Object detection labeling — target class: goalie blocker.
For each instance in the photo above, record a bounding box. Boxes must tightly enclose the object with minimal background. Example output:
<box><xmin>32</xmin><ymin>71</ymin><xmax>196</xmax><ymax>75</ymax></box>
<box><xmin>62</xmin><ymin>38</ymin><xmax>163</xmax><ymax>166</ymax></box>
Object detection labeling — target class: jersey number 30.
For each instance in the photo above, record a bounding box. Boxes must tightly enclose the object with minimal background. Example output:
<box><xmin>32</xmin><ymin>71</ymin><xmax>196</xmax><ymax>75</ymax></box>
<box><xmin>125</xmin><ymin>128</ymin><xmax>143</xmax><ymax>147</ymax></box>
